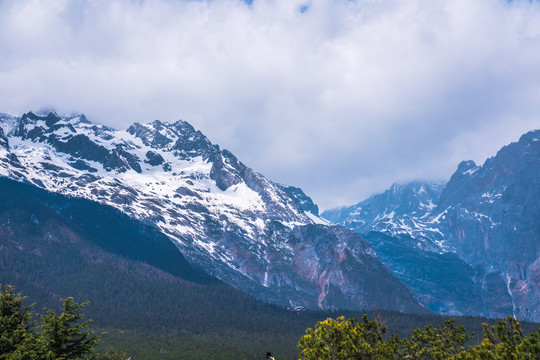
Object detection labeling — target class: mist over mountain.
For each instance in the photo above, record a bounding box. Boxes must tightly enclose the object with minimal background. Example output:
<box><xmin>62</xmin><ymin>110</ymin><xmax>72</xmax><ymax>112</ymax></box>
<box><xmin>323</xmin><ymin>130</ymin><xmax>540</xmax><ymax>321</ymax></box>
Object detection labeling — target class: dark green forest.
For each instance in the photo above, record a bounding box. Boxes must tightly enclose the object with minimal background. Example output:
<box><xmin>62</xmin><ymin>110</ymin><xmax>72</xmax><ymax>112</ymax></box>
<box><xmin>2</xmin><ymin>284</ymin><xmax>539</xmax><ymax>360</ymax></box>
<box><xmin>0</xmin><ymin>178</ymin><xmax>539</xmax><ymax>359</ymax></box>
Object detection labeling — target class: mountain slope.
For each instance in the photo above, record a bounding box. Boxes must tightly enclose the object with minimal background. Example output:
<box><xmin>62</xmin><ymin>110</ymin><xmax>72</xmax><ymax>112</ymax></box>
<box><xmin>0</xmin><ymin>111</ymin><xmax>423</xmax><ymax>313</ymax></box>
<box><xmin>323</xmin><ymin>181</ymin><xmax>446</xmax><ymax>249</ymax></box>
<box><xmin>323</xmin><ymin>130</ymin><xmax>540</xmax><ymax>321</ymax></box>
<box><xmin>1</xmin><ymin>176</ymin><xmax>538</xmax><ymax>359</ymax></box>
<box><xmin>0</xmin><ymin>177</ymin><xmax>211</xmax><ymax>285</ymax></box>
<box><xmin>433</xmin><ymin>131</ymin><xmax>540</xmax><ymax>320</ymax></box>
<box><xmin>0</xmin><ymin>176</ymin><xmax>330</xmax><ymax>359</ymax></box>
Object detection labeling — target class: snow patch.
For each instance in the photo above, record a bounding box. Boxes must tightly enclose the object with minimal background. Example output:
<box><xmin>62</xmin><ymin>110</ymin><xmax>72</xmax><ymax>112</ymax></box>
<box><xmin>463</xmin><ymin>168</ymin><xmax>478</xmax><ymax>175</ymax></box>
<box><xmin>306</xmin><ymin>212</ymin><xmax>331</xmax><ymax>225</ymax></box>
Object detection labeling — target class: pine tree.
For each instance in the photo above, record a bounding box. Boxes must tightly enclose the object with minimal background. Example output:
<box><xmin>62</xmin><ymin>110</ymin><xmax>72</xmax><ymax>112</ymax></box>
<box><xmin>456</xmin><ymin>317</ymin><xmax>539</xmax><ymax>360</ymax></box>
<box><xmin>0</xmin><ymin>285</ymin><xmax>34</xmax><ymax>359</ymax></box>
<box><xmin>516</xmin><ymin>328</ymin><xmax>540</xmax><ymax>360</ymax></box>
<box><xmin>36</xmin><ymin>297</ymin><xmax>102</xmax><ymax>360</ymax></box>
<box><xmin>400</xmin><ymin>319</ymin><xmax>473</xmax><ymax>359</ymax></box>
<box><xmin>297</xmin><ymin>315</ymin><xmax>399</xmax><ymax>360</ymax></box>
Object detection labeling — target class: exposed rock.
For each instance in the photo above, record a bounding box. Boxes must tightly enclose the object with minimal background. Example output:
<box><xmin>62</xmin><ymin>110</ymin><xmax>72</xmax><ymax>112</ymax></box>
<box><xmin>145</xmin><ymin>151</ymin><xmax>164</xmax><ymax>166</ymax></box>
<box><xmin>324</xmin><ymin>130</ymin><xmax>540</xmax><ymax>321</ymax></box>
<box><xmin>277</xmin><ymin>184</ymin><xmax>319</xmax><ymax>216</ymax></box>
<box><xmin>0</xmin><ymin>127</ymin><xmax>9</xmax><ymax>151</ymax></box>
<box><xmin>0</xmin><ymin>110</ymin><xmax>425</xmax><ymax>313</ymax></box>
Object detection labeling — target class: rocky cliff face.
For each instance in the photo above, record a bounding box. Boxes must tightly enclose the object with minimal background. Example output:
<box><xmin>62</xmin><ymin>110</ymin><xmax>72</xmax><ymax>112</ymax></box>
<box><xmin>323</xmin><ymin>130</ymin><xmax>540</xmax><ymax>321</ymax></box>
<box><xmin>435</xmin><ymin>131</ymin><xmax>540</xmax><ymax>320</ymax></box>
<box><xmin>0</xmin><ymin>111</ymin><xmax>424</xmax><ymax>313</ymax></box>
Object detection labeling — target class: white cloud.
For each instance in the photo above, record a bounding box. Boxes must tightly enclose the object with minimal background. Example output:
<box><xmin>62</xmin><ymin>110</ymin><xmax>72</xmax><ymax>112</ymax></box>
<box><xmin>0</xmin><ymin>0</ymin><xmax>539</xmax><ymax>209</ymax></box>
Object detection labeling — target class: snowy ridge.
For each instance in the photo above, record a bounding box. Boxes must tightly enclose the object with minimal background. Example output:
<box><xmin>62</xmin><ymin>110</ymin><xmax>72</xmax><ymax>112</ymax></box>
<box><xmin>0</xmin><ymin>111</ymin><xmax>423</xmax><ymax>312</ymax></box>
<box><xmin>322</xmin><ymin>180</ymin><xmax>450</xmax><ymax>252</ymax></box>
<box><xmin>0</xmin><ymin>112</ymin><xmax>313</xmax><ymax>259</ymax></box>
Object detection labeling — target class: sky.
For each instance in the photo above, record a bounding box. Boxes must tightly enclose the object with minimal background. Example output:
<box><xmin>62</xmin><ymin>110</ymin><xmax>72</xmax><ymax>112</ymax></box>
<box><xmin>0</xmin><ymin>0</ymin><xmax>539</xmax><ymax>210</ymax></box>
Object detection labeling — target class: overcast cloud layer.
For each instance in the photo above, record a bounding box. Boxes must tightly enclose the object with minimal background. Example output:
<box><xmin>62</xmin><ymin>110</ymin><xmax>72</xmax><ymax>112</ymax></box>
<box><xmin>1</xmin><ymin>0</ymin><xmax>539</xmax><ymax>209</ymax></box>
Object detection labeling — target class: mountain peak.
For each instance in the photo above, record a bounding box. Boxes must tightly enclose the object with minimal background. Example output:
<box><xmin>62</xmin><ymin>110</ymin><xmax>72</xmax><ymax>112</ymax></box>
<box><xmin>321</xmin><ymin>180</ymin><xmax>444</xmax><ymax>236</ymax></box>
<box><xmin>518</xmin><ymin>129</ymin><xmax>539</xmax><ymax>143</ymax></box>
<box><xmin>277</xmin><ymin>184</ymin><xmax>319</xmax><ymax>216</ymax></box>
<box><xmin>0</xmin><ymin>113</ymin><xmax>19</xmax><ymax>136</ymax></box>
<box><xmin>0</xmin><ymin>109</ymin><xmax>425</xmax><ymax>313</ymax></box>
<box><xmin>327</xmin><ymin>128</ymin><xmax>540</xmax><ymax>321</ymax></box>
<box><xmin>456</xmin><ymin>160</ymin><xmax>478</xmax><ymax>174</ymax></box>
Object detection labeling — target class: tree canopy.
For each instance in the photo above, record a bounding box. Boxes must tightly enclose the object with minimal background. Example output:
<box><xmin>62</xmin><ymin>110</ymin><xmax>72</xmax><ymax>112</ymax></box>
<box><xmin>298</xmin><ymin>314</ymin><xmax>540</xmax><ymax>360</ymax></box>
<box><xmin>0</xmin><ymin>284</ymin><xmax>127</xmax><ymax>360</ymax></box>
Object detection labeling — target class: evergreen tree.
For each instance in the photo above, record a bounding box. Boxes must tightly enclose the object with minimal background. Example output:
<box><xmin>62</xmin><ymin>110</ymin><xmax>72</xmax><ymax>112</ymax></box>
<box><xmin>456</xmin><ymin>317</ymin><xmax>537</xmax><ymax>360</ymax></box>
<box><xmin>516</xmin><ymin>328</ymin><xmax>540</xmax><ymax>360</ymax></box>
<box><xmin>0</xmin><ymin>285</ymin><xmax>129</xmax><ymax>360</ymax></box>
<box><xmin>297</xmin><ymin>315</ymin><xmax>399</xmax><ymax>360</ymax></box>
<box><xmin>36</xmin><ymin>297</ymin><xmax>102</xmax><ymax>360</ymax></box>
<box><xmin>0</xmin><ymin>285</ymin><xmax>34</xmax><ymax>359</ymax></box>
<box><xmin>297</xmin><ymin>315</ymin><xmax>540</xmax><ymax>360</ymax></box>
<box><xmin>400</xmin><ymin>319</ymin><xmax>473</xmax><ymax>359</ymax></box>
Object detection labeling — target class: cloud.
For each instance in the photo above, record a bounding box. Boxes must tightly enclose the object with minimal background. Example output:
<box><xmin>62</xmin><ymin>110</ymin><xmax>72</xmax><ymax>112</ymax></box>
<box><xmin>0</xmin><ymin>0</ymin><xmax>539</xmax><ymax>209</ymax></box>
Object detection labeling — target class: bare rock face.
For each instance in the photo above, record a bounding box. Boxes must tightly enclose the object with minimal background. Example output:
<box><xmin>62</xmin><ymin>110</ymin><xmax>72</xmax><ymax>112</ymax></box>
<box><xmin>0</xmin><ymin>110</ymin><xmax>424</xmax><ymax>313</ymax></box>
<box><xmin>324</xmin><ymin>130</ymin><xmax>540</xmax><ymax>321</ymax></box>
<box><xmin>277</xmin><ymin>184</ymin><xmax>320</xmax><ymax>216</ymax></box>
<box><xmin>436</xmin><ymin>130</ymin><xmax>540</xmax><ymax>321</ymax></box>
<box><xmin>282</xmin><ymin>225</ymin><xmax>422</xmax><ymax>313</ymax></box>
<box><xmin>0</xmin><ymin>127</ymin><xmax>8</xmax><ymax>151</ymax></box>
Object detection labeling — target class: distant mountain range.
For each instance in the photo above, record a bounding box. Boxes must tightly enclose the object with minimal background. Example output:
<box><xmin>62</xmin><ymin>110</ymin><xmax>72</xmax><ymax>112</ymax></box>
<box><xmin>323</xmin><ymin>130</ymin><xmax>540</xmax><ymax>321</ymax></box>
<box><xmin>1</xmin><ymin>110</ymin><xmax>537</xmax><ymax>322</ymax></box>
<box><xmin>0</xmin><ymin>111</ymin><xmax>423</xmax><ymax>314</ymax></box>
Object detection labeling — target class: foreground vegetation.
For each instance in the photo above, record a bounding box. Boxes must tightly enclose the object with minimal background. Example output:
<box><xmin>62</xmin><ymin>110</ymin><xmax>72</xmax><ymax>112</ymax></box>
<box><xmin>0</xmin><ymin>284</ymin><xmax>127</xmax><ymax>360</ymax></box>
<box><xmin>2</xmin><ymin>284</ymin><xmax>540</xmax><ymax>359</ymax></box>
<box><xmin>298</xmin><ymin>315</ymin><xmax>540</xmax><ymax>359</ymax></box>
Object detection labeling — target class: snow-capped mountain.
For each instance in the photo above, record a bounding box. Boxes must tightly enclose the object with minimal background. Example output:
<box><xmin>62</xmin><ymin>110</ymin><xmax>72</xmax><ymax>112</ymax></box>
<box><xmin>322</xmin><ymin>181</ymin><xmax>447</xmax><ymax>251</ymax></box>
<box><xmin>323</xmin><ymin>130</ymin><xmax>540</xmax><ymax>321</ymax></box>
<box><xmin>434</xmin><ymin>131</ymin><xmax>540</xmax><ymax>321</ymax></box>
<box><xmin>0</xmin><ymin>111</ymin><xmax>423</xmax><ymax>313</ymax></box>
